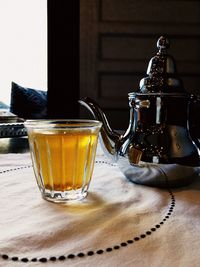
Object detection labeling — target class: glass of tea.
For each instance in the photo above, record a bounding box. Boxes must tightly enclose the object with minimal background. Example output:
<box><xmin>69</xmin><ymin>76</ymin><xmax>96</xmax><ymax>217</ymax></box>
<box><xmin>25</xmin><ymin>120</ymin><xmax>102</xmax><ymax>203</ymax></box>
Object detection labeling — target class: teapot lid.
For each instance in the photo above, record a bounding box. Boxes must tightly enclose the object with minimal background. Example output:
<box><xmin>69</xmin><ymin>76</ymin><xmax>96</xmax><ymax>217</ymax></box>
<box><xmin>138</xmin><ymin>36</ymin><xmax>186</xmax><ymax>94</ymax></box>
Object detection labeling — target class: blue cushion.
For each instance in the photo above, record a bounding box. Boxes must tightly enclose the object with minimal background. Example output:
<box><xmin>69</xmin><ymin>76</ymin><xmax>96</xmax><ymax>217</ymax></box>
<box><xmin>0</xmin><ymin>101</ymin><xmax>9</xmax><ymax>109</ymax></box>
<box><xmin>10</xmin><ymin>82</ymin><xmax>47</xmax><ymax>119</ymax></box>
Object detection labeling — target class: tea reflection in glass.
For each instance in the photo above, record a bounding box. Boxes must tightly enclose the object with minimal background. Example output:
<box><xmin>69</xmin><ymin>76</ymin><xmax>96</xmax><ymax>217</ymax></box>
<box><xmin>25</xmin><ymin>120</ymin><xmax>102</xmax><ymax>203</ymax></box>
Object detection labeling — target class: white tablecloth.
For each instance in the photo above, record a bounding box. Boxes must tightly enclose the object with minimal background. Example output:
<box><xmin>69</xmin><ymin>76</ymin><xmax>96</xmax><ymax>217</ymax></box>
<box><xmin>0</xmin><ymin>146</ymin><xmax>200</xmax><ymax>267</ymax></box>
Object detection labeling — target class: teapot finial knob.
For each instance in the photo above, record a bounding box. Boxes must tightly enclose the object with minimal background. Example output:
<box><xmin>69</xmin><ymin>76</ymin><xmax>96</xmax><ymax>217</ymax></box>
<box><xmin>157</xmin><ymin>36</ymin><xmax>170</xmax><ymax>54</ymax></box>
<box><xmin>139</xmin><ymin>35</ymin><xmax>185</xmax><ymax>93</ymax></box>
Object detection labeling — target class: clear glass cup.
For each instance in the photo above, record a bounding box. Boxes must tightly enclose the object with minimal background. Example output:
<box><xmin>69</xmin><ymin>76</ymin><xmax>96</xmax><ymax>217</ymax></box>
<box><xmin>25</xmin><ymin>119</ymin><xmax>102</xmax><ymax>203</ymax></box>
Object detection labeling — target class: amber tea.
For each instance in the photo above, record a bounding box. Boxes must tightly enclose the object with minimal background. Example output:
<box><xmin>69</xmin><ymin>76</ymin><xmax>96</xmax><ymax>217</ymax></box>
<box><xmin>25</xmin><ymin>120</ymin><xmax>102</xmax><ymax>202</ymax></box>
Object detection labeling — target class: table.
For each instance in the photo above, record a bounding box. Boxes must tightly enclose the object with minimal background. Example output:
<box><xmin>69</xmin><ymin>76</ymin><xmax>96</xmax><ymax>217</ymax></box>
<box><xmin>0</xmin><ymin>121</ymin><xmax>28</xmax><ymax>154</ymax></box>
<box><xmin>0</xmin><ymin>145</ymin><xmax>200</xmax><ymax>267</ymax></box>
<box><xmin>0</xmin><ymin>122</ymin><xmax>27</xmax><ymax>139</ymax></box>
<box><xmin>0</xmin><ymin>137</ymin><xmax>29</xmax><ymax>154</ymax></box>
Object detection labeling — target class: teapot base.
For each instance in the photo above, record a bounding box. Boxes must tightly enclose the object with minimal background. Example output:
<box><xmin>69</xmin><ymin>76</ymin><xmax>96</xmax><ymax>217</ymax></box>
<box><xmin>118</xmin><ymin>156</ymin><xmax>200</xmax><ymax>188</ymax></box>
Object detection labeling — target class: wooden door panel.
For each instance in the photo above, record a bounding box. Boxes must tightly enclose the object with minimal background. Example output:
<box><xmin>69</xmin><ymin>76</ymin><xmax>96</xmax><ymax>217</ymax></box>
<box><xmin>80</xmin><ymin>0</ymin><xmax>200</xmax><ymax>129</ymax></box>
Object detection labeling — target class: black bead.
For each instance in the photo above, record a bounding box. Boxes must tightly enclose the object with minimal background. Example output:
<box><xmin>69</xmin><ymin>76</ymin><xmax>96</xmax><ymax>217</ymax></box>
<box><xmin>113</xmin><ymin>246</ymin><xmax>120</xmax><ymax>250</ymax></box>
<box><xmin>121</xmin><ymin>242</ymin><xmax>127</xmax><ymax>247</ymax></box>
<box><xmin>39</xmin><ymin>257</ymin><xmax>47</xmax><ymax>262</ymax></box>
<box><xmin>31</xmin><ymin>258</ymin><xmax>38</xmax><ymax>262</ymax></box>
<box><xmin>87</xmin><ymin>251</ymin><xmax>94</xmax><ymax>256</ymax></box>
<box><xmin>49</xmin><ymin>257</ymin><xmax>57</xmax><ymax>261</ymax></box>
<box><xmin>134</xmin><ymin>237</ymin><xmax>140</xmax><ymax>241</ymax></box>
<box><xmin>77</xmin><ymin>253</ymin><xmax>85</xmax><ymax>258</ymax></box>
<box><xmin>146</xmin><ymin>231</ymin><xmax>151</xmax><ymax>235</ymax></box>
<box><xmin>106</xmin><ymin>248</ymin><xmax>112</xmax><ymax>252</ymax></box>
<box><xmin>21</xmin><ymin>258</ymin><xmax>29</xmax><ymax>262</ymax></box>
<box><xmin>140</xmin><ymin>234</ymin><xmax>146</xmax><ymax>238</ymax></box>
<box><xmin>58</xmin><ymin>255</ymin><xmax>66</xmax><ymax>260</ymax></box>
<box><xmin>127</xmin><ymin>240</ymin><xmax>134</xmax><ymax>244</ymax></box>
<box><xmin>11</xmin><ymin>257</ymin><xmax>18</xmax><ymax>261</ymax></box>
<box><xmin>68</xmin><ymin>254</ymin><xmax>75</xmax><ymax>259</ymax></box>
<box><xmin>96</xmin><ymin>250</ymin><xmax>104</xmax><ymax>254</ymax></box>
<box><xmin>151</xmin><ymin>228</ymin><xmax>156</xmax><ymax>231</ymax></box>
<box><xmin>2</xmin><ymin>254</ymin><xmax>9</xmax><ymax>260</ymax></box>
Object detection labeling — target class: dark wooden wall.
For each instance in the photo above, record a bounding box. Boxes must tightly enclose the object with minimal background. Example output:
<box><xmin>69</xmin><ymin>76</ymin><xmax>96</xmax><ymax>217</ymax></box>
<box><xmin>80</xmin><ymin>0</ymin><xmax>200</xmax><ymax>130</ymax></box>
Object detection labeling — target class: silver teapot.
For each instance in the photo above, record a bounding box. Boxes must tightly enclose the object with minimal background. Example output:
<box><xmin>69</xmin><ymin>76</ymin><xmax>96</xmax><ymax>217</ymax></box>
<box><xmin>80</xmin><ymin>36</ymin><xmax>200</xmax><ymax>187</ymax></box>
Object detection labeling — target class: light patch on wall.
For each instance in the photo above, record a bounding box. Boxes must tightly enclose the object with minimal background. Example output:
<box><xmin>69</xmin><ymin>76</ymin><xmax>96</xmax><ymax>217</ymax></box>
<box><xmin>0</xmin><ymin>0</ymin><xmax>47</xmax><ymax>105</ymax></box>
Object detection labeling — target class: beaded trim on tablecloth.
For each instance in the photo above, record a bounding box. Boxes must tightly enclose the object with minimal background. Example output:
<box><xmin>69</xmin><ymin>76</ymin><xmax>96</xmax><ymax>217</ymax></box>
<box><xmin>0</xmin><ymin>161</ymin><xmax>176</xmax><ymax>263</ymax></box>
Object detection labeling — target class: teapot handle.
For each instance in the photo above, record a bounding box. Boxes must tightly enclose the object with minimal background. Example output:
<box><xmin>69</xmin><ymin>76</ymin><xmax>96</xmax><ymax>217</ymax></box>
<box><xmin>188</xmin><ymin>94</ymin><xmax>200</xmax><ymax>148</ymax></box>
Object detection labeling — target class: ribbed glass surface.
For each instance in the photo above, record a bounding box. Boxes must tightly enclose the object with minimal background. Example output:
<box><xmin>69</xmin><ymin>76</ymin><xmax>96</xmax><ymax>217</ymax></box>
<box><xmin>26</xmin><ymin>122</ymin><xmax>101</xmax><ymax>202</ymax></box>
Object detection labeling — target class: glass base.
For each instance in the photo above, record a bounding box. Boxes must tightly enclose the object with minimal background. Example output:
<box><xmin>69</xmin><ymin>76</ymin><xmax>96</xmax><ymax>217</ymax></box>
<box><xmin>41</xmin><ymin>188</ymin><xmax>88</xmax><ymax>203</ymax></box>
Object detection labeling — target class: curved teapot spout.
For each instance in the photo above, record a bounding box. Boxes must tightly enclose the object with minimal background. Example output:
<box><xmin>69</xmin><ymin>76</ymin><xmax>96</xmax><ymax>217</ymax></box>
<box><xmin>79</xmin><ymin>97</ymin><xmax>121</xmax><ymax>161</ymax></box>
